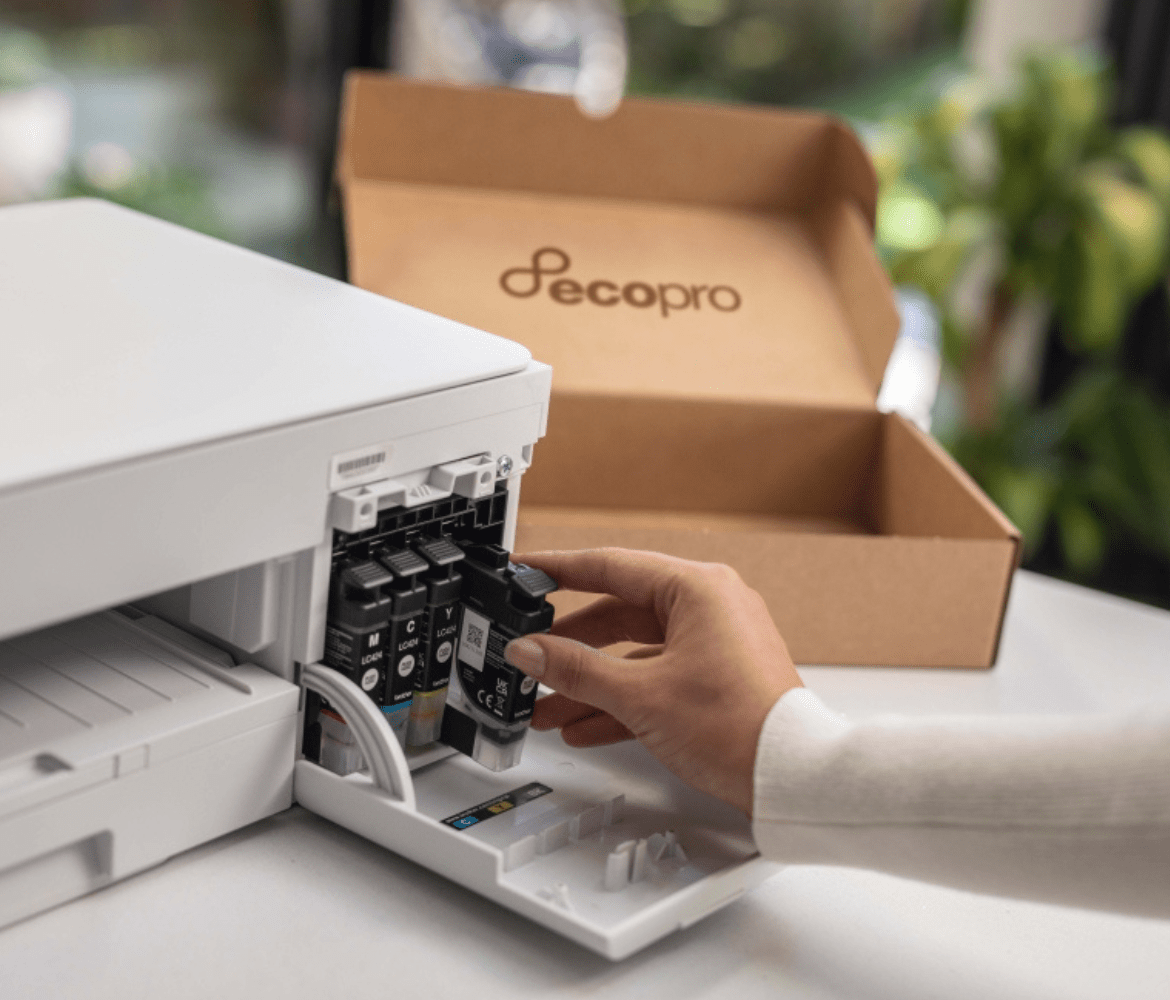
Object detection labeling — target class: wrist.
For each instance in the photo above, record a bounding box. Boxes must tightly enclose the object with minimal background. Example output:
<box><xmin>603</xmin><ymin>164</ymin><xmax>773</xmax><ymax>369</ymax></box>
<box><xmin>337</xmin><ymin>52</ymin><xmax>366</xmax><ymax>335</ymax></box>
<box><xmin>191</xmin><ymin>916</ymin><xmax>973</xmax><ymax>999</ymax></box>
<box><xmin>732</xmin><ymin>685</ymin><xmax>792</xmax><ymax>817</ymax></box>
<box><xmin>751</xmin><ymin>687</ymin><xmax>849</xmax><ymax>822</ymax></box>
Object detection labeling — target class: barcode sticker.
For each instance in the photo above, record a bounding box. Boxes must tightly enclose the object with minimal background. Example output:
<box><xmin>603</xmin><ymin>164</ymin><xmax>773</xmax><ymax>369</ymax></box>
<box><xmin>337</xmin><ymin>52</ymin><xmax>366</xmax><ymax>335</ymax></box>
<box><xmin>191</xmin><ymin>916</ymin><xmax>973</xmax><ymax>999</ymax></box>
<box><xmin>328</xmin><ymin>442</ymin><xmax>393</xmax><ymax>491</ymax></box>
<box><xmin>458</xmin><ymin>608</ymin><xmax>491</xmax><ymax>672</ymax></box>
<box><xmin>339</xmin><ymin>453</ymin><xmax>383</xmax><ymax>475</ymax></box>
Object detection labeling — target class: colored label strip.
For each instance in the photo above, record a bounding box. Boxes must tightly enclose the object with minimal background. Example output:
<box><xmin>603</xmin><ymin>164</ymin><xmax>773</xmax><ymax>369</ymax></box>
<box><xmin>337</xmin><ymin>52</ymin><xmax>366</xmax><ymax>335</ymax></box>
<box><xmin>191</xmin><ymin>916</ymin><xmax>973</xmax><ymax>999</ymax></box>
<box><xmin>441</xmin><ymin>782</ymin><xmax>553</xmax><ymax>831</ymax></box>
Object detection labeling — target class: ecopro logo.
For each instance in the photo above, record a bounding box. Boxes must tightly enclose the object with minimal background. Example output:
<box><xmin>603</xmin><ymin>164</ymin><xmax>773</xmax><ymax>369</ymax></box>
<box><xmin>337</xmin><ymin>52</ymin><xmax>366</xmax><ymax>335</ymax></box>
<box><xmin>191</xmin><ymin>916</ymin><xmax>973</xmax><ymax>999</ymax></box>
<box><xmin>499</xmin><ymin>247</ymin><xmax>742</xmax><ymax>318</ymax></box>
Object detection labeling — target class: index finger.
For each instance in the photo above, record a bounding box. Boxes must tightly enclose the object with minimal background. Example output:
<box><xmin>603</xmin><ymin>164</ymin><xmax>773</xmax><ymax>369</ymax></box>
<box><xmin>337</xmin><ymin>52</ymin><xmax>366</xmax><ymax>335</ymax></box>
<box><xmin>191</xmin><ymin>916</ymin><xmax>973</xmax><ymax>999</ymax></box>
<box><xmin>513</xmin><ymin>548</ymin><xmax>695</xmax><ymax>612</ymax></box>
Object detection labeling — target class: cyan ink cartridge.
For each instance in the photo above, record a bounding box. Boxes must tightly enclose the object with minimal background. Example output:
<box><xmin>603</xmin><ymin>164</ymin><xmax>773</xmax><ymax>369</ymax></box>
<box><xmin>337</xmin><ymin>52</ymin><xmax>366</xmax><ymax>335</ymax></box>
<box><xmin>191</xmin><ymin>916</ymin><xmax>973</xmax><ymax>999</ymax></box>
<box><xmin>441</xmin><ymin>544</ymin><xmax>558</xmax><ymax>771</ymax></box>
<box><xmin>407</xmin><ymin>536</ymin><xmax>465</xmax><ymax>747</ymax></box>
<box><xmin>375</xmin><ymin>546</ymin><xmax>428</xmax><ymax>744</ymax></box>
<box><xmin>323</xmin><ymin>560</ymin><xmax>394</xmax><ymax>702</ymax></box>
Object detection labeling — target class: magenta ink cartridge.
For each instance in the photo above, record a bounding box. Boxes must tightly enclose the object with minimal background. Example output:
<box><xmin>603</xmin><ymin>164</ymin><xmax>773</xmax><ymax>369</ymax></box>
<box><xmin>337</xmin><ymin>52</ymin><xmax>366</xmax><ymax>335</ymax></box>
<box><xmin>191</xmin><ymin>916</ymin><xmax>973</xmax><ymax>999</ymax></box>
<box><xmin>375</xmin><ymin>546</ymin><xmax>428</xmax><ymax>744</ymax></box>
<box><xmin>323</xmin><ymin>560</ymin><xmax>395</xmax><ymax>701</ymax></box>
<box><xmin>407</xmin><ymin>536</ymin><xmax>466</xmax><ymax>746</ymax></box>
<box><xmin>440</xmin><ymin>544</ymin><xmax>558</xmax><ymax>771</ymax></box>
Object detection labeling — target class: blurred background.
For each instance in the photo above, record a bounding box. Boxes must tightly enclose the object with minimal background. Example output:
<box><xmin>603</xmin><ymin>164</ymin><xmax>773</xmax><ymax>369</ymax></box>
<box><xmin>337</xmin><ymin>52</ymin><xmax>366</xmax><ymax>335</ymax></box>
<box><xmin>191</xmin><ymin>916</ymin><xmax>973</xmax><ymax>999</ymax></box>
<box><xmin>2</xmin><ymin>0</ymin><xmax>1168</xmax><ymax>610</ymax></box>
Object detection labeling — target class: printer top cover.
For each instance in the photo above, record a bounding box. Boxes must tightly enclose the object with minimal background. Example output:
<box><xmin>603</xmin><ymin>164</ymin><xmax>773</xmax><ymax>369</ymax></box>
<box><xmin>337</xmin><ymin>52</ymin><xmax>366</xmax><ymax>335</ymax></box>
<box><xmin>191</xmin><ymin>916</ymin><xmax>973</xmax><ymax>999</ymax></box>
<box><xmin>0</xmin><ymin>199</ymin><xmax>532</xmax><ymax>494</ymax></box>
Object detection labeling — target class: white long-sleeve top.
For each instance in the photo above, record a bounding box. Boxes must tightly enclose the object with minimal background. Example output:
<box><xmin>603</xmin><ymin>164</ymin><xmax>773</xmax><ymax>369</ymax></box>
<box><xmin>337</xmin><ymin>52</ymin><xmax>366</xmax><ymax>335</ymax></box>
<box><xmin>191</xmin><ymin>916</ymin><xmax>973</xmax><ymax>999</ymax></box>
<box><xmin>751</xmin><ymin>688</ymin><xmax>1170</xmax><ymax>918</ymax></box>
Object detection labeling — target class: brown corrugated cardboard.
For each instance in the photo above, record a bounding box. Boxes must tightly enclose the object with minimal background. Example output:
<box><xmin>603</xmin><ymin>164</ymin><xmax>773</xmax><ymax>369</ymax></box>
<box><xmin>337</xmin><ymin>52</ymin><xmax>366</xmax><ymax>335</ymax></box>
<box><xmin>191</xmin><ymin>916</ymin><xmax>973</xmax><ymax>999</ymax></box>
<box><xmin>336</xmin><ymin>74</ymin><xmax>1020</xmax><ymax>668</ymax></box>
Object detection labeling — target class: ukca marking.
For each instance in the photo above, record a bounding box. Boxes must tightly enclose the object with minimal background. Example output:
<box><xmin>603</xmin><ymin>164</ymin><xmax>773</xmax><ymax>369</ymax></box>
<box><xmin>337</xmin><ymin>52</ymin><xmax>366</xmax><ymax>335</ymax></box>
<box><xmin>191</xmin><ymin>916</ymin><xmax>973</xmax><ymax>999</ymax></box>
<box><xmin>499</xmin><ymin>247</ymin><xmax>742</xmax><ymax>318</ymax></box>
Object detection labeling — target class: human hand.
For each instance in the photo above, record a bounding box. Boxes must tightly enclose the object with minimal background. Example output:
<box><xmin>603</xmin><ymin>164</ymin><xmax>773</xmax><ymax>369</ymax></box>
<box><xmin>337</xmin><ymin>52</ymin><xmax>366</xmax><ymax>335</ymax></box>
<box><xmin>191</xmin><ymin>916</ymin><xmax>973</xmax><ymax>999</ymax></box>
<box><xmin>502</xmin><ymin>548</ymin><xmax>802</xmax><ymax>816</ymax></box>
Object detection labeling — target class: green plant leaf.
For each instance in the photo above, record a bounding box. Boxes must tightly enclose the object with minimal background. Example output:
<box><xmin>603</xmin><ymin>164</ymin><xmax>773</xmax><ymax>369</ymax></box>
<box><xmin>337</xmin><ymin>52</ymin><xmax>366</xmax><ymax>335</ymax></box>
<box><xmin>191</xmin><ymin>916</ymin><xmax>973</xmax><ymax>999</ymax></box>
<box><xmin>1082</xmin><ymin>168</ymin><xmax>1168</xmax><ymax>293</ymax></box>
<box><xmin>982</xmin><ymin>465</ymin><xmax>1054</xmax><ymax>552</ymax></box>
<box><xmin>1058</xmin><ymin>368</ymin><xmax>1118</xmax><ymax>431</ymax></box>
<box><xmin>1055</xmin><ymin>500</ymin><xmax>1105</xmax><ymax>574</ymax></box>
<box><xmin>1063</xmin><ymin>221</ymin><xmax>1127</xmax><ymax>350</ymax></box>
<box><xmin>1039</xmin><ymin>49</ymin><xmax>1107</xmax><ymax>143</ymax></box>
<box><xmin>1118</xmin><ymin>127</ymin><xmax>1170</xmax><ymax>210</ymax></box>
<box><xmin>877</xmin><ymin>180</ymin><xmax>945</xmax><ymax>252</ymax></box>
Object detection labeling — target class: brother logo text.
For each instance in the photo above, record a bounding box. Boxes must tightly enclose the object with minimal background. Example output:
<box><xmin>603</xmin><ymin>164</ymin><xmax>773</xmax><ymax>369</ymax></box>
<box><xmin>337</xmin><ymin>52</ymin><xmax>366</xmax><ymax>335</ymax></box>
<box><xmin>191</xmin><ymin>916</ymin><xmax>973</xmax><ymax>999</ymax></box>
<box><xmin>499</xmin><ymin>247</ymin><xmax>742</xmax><ymax>318</ymax></box>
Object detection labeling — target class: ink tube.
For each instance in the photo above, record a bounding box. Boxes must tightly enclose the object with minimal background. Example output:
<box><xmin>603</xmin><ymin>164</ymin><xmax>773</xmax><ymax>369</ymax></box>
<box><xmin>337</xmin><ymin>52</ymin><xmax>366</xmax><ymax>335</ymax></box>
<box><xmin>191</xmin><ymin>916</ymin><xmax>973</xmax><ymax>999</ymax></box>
<box><xmin>323</xmin><ymin>560</ymin><xmax>394</xmax><ymax>702</ymax></box>
<box><xmin>375</xmin><ymin>547</ymin><xmax>429</xmax><ymax>745</ymax></box>
<box><xmin>407</xmin><ymin>536</ymin><xmax>465</xmax><ymax>747</ymax></box>
<box><xmin>440</xmin><ymin>544</ymin><xmax>558</xmax><ymax>771</ymax></box>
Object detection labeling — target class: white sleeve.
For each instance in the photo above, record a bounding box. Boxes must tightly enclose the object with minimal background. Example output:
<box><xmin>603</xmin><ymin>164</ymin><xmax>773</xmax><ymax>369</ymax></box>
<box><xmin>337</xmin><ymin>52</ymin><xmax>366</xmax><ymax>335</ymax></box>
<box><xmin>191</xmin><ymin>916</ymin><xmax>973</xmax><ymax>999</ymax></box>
<box><xmin>751</xmin><ymin>687</ymin><xmax>1170</xmax><ymax>918</ymax></box>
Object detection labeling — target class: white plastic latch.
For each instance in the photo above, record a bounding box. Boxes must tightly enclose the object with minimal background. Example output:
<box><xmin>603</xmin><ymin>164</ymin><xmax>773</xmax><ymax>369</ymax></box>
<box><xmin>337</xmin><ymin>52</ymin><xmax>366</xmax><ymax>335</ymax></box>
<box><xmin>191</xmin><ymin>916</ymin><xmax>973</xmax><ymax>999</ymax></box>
<box><xmin>428</xmin><ymin>455</ymin><xmax>497</xmax><ymax>500</ymax></box>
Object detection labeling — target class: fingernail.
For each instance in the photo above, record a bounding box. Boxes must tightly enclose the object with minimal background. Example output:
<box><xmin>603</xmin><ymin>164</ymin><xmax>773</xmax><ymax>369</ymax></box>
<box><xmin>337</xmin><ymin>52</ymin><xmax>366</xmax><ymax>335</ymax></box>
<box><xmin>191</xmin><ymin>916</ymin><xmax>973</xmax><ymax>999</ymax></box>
<box><xmin>504</xmin><ymin>638</ymin><xmax>545</xmax><ymax>677</ymax></box>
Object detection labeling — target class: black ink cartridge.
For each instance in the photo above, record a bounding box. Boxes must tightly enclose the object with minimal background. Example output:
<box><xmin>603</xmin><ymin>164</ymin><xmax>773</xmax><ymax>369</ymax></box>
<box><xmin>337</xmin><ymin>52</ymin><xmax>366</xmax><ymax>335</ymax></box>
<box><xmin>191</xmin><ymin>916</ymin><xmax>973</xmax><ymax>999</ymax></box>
<box><xmin>407</xmin><ymin>536</ymin><xmax>466</xmax><ymax>746</ymax></box>
<box><xmin>375</xmin><ymin>546</ymin><xmax>428</xmax><ymax>744</ymax></box>
<box><xmin>440</xmin><ymin>544</ymin><xmax>558</xmax><ymax>771</ymax></box>
<box><xmin>323</xmin><ymin>560</ymin><xmax>394</xmax><ymax>701</ymax></box>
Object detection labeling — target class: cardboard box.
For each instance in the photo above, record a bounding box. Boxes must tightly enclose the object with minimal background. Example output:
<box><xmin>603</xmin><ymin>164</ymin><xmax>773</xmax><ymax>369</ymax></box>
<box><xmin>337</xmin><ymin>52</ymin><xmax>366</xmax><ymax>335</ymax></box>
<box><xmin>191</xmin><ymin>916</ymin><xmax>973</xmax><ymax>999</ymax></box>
<box><xmin>336</xmin><ymin>74</ymin><xmax>1020</xmax><ymax>668</ymax></box>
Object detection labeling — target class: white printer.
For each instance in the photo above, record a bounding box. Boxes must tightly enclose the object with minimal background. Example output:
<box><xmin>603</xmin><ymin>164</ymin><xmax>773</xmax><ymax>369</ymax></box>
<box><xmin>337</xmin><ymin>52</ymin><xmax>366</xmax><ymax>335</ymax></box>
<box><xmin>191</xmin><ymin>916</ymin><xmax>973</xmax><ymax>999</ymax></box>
<box><xmin>0</xmin><ymin>200</ymin><xmax>773</xmax><ymax>960</ymax></box>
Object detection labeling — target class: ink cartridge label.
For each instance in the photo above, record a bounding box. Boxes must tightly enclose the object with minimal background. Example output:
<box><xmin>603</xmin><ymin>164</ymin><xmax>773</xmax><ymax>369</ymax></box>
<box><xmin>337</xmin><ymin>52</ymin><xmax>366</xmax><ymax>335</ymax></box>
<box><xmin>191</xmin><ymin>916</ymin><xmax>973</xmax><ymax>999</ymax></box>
<box><xmin>458</xmin><ymin>607</ymin><xmax>490</xmax><ymax>671</ymax></box>
<box><xmin>323</xmin><ymin>624</ymin><xmax>385</xmax><ymax>697</ymax></box>
<box><xmin>413</xmin><ymin>536</ymin><xmax>466</xmax><ymax>696</ymax></box>
<box><xmin>456</xmin><ymin>606</ymin><xmax>540</xmax><ymax>726</ymax></box>
<box><xmin>419</xmin><ymin>602</ymin><xmax>460</xmax><ymax>693</ymax></box>
<box><xmin>383</xmin><ymin>611</ymin><xmax>424</xmax><ymax>707</ymax></box>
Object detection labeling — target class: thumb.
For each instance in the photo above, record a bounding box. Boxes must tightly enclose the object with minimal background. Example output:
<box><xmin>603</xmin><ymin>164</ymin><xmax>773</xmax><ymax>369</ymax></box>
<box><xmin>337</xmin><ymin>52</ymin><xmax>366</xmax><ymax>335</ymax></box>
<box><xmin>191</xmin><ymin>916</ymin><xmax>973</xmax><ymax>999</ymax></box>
<box><xmin>504</xmin><ymin>634</ymin><xmax>631</xmax><ymax>718</ymax></box>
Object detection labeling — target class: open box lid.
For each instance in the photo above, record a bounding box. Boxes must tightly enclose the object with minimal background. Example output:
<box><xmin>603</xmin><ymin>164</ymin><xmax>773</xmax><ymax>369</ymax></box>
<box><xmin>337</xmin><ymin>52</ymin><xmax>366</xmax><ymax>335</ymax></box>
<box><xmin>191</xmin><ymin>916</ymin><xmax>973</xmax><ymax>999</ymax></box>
<box><xmin>337</xmin><ymin>74</ymin><xmax>900</xmax><ymax>412</ymax></box>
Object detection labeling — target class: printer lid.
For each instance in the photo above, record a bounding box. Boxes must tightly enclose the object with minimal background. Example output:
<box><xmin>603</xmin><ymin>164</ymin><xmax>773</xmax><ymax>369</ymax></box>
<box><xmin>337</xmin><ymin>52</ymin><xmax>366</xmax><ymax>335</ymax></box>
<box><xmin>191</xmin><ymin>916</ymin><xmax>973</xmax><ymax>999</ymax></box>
<box><xmin>0</xmin><ymin>200</ymin><xmax>533</xmax><ymax>494</ymax></box>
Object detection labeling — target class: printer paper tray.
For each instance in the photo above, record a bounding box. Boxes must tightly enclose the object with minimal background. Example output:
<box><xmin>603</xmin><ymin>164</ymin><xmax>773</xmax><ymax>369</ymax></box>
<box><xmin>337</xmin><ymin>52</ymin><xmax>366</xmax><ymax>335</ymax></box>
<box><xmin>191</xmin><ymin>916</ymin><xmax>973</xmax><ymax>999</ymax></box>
<box><xmin>294</xmin><ymin>667</ymin><xmax>777</xmax><ymax>960</ymax></box>
<box><xmin>0</xmin><ymin>612</ymin><xmax>299</xmax><ymax>929</ymax></box>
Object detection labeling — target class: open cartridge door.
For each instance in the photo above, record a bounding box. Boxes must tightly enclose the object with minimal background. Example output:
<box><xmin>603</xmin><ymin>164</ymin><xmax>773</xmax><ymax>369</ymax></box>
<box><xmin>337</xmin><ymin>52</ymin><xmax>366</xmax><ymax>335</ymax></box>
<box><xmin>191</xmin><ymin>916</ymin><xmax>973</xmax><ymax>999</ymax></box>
<box><xmin>294</xmin><ymin>662</ymin><xmax>777</xmax><ymax>960</ymax></box>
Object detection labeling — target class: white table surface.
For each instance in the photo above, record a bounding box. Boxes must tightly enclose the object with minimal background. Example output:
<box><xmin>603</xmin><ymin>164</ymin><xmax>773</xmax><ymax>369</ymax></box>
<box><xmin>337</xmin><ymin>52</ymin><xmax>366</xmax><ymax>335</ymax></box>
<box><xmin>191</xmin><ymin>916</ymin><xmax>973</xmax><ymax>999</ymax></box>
<box><xmin>2</xmin><ymin>569</ymin><xmax>1169</xmax><ymax>1000</ymax></box>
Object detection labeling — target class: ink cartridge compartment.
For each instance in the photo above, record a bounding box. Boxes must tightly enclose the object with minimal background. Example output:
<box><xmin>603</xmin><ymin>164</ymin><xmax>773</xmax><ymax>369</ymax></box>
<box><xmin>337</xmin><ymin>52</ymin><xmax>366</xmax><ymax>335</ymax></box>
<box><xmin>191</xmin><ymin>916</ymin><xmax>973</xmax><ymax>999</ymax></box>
<box><xmin>303</xmin><ymin>484</ymin><xmax>775</xmax><ymax>960</ymax></box>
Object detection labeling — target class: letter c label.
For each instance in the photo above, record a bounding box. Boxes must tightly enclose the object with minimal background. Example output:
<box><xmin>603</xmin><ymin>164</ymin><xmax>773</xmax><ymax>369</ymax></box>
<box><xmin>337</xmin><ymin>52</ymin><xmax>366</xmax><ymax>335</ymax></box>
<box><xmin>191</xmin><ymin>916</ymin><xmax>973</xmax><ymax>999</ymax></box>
<box><xmin>586</xmin><ymin>280</ymin><xmax>620</xmax><ymax>306</ymax></box>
